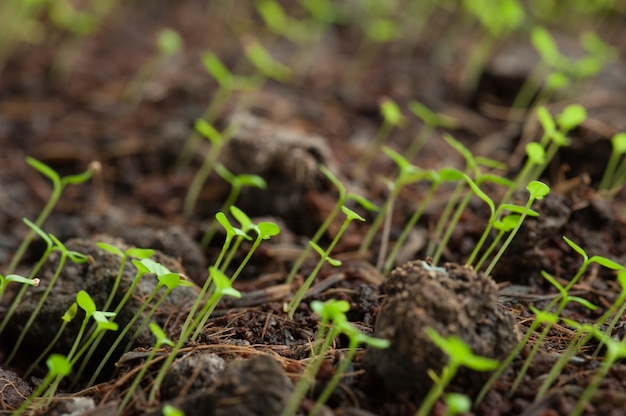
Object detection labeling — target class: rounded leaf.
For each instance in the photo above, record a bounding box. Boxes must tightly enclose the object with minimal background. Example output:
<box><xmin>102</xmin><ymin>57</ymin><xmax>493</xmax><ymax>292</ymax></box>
<box><xmin>527</xmin><ymin>180</ymin><xmax>550</xmax><ymax>200</ymax></box>
<box><xmin>76</xmin><ymin>290</ymin><xmax>96</xmax><ymax>316</ymax></box>
<box><xmin>46</xmin><ymin>354</ymin><xmax>72</xmax><ymax>377</ymax></box>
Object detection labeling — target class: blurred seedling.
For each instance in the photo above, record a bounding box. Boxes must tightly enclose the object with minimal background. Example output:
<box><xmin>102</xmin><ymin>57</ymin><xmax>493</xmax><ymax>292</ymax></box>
<box><xmin>357</xmin><ymin>97</ymin><xmax>406</xmax><ymax>175</ymax></box>
<box><xmin>416</xmin><ymin>327</ymin><xmax>499</xmax><ymax>416</ymax></box>
<box><xmin>358</xmin><ymin>146</ymin><xmax>428</xmax><ymax>261</ymax></box>
<box><xmin>6</xmin><ymin>235</ymin><xmax>88</xmax><ymax>365</ymax></box>
<box><xmin>513</xmin><ymin>27</ymin><xmax>615</xmax><ymax>110</ymax></box>
<box><xmin>200</xmin><ymin>163</ymin><xmax>266</xmax><ymax>248</ymax></box>
<box><xmin>0</xmin><ymin>0</ymin><xmax>48</xmax><ymax>75</ymax></box>
<box><xmin>484</xmin><ymin>180</ymin><xmax>550</xmax><ymax>276</ymax></box>
<box><xmin>444</xmin><ymin>393</ymin><xmax>471</xmax><ymax>416</ymax></box>
<box><xmin>459</xmin><ymin>0</ymin><xmax>525</xmax><ymax>98</ymax></box>
<box><xmin>6</xmin><ymin>157</ymin><xmax>94</xmax><ymax>275</ymax></box>
<box><xmin>124</xmin><ymin>28</ymin><xmax>183</xmax><ymax>107</ymax></box>
<box><xmin>162</xmin><ymin>404</ymin><xmax>185</xmax><ymax>416</ymax></box>
<box><xmin>150</xmin><ymin>267</ymin><xmax>242</xmax><ymax>404</ymax></box>
<box><xmin>25</xmin><ymin>302</ymin><xmax>77</xmax><ymax>379</ymax></box>
<box><xmin>287</xmin><ymin>164</ymin><xmax>377</xmax><ymax>284</ymax></box>
<box><xmin>406</xmin><ymin>100</ymin><xmax>457</xmax><ymax>159</ymax></box>
<box><xmin>599</xmin><ymin>132</ymin><xmax>626</xmax><ymax>197</ymax></box>
<box><xmin>118</xmin><ymin>322</ymin><xmax>174</xmax><ymax>413</ymax></box>
<box><xmin>86</xmin><ymin>258</ymin><xmax>191</xmax><ymax>387</ymax></box>
<box><xmin>285</xmin><ymin>206</ymin><xmax>364</xmax><ymax>319</ymax></box>
<box><xmin>13</xmin><ymin>354</ymin><xmax>72</xmax><ymax>416</ymax></box>
<box><xmin>243</xmin><ymin>36</ymin><xmax>291</xmax><ymax>83</ymax></box>
<box><xmin>183</xmin><ymin>119</ymin><xmax>238</xmax><ymax>217</ymax></box>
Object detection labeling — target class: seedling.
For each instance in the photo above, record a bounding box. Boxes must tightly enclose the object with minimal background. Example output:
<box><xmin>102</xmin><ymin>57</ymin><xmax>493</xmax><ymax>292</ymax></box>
<box><xmin>183</xmin><ymin>119</ymin><xmax>237</xmax><ymax>216</ymax></box>
<box><xmin>213</xmin><ymin>211</ymin><xmax>251</xmax><ymax>270</ymax></box>
<box><xmin>25</xmin><ymin>302</ymin><xmax>77</xmax><ymax>379</ymax></box>
<box><xmin>13</xmin><ymin>354</ymin><xmax>72</xmax><ymax>416</ymax></box>
<box><xmin>484</xmin><ymin>180</ymin><xmax>550</xmax><ymax>276</ymax></box>
<box><xmin>357</xmin><ymin>97</ymin><xmax>406</xmax><ymax>173</ymax></box>
<box><xmin>200</xmin><ymin>163</ymin><xmax>266</xmax><ymax>247</ymax></box>
<box><xmin>6</xmin><ymin>157</ymin><xmax>93</xmax><ymax>275</ymax></box>
<box><xmin>459</xmin><ymin>0</ymin><xmax>525</xmax><ymax>98</ymax></box>
<box><xmin>162</xmin><ymin>404</ymin><xmax>186</xmax><ymax>416</ymax></box>
<box><xmin>599</xmin><ymin>132</ymin><xmax>626</xmax><ymax>195</ymax></box>
<box><xmin>124</xmin><ymin>28</ymin><xmax>183</xmax><ymax>107</ymax></box>
<box><xmin>285</xmin><ymin>206</ymin><xmax>364</xmax><ymax>319</ymax></box>
<box><xmin>96</xmin><ymin>242</ymin><xmax>154</xmax><ymax>311</ymax></box>
<box><xmin>243</xmin><ymin>36</ymin><xmax>291</xmax><ymax>82</ymax></box>
<box><xmin>287</xmin><ymin>164</ymin><xmax>377</xmax><ymax>284</ymax></box>
<box><xmin>310</xmin><ymin>311</ymin><xmax>389</xmax><ymax>415</ymax></box>
<box><xmin>444</xmin><ymin>393</ymin><xmax>471</xmax><ymax>416</ymax></box>
<box><xmin>416</xmin><ymin>327</ymin><xmax>499</xmax><ymax>416</ymax></box>
<box><xmin>118</xmin><ymin>322</ymin><xmax>174</xmax><ymax>413</ymax></box>
<box><xmin>150</xmin><ymin>267</ymin><xmax>242</xmax><ymax>404</ymax></box>
<box><xmin>406</xmin><ymin>100</ymin><xmax>457</xmax><ymax>158</ymax></box>
<box><xmin>0</xmin><ymin>219</ymin><xmax>53</xmax><ymax>337</ymax></box>
<box><xmin>0</xmin><ymin>273</ymin><xmax>38</xmax><ymax>297</ymax></box>
<box><xmin>87</xmin><ymin>258</ymin><xmax>192</xmax><ymax>387</ymax></box>
<box><xmin>358</xmin><ymin>146</ymin><xmax>429</xmax><ymax>260</ymax></box>
<box><xmin>283</xmin><ymin>299</ymin><xmax>389</xmax><ymax>416</ymax></box>
<box><xmin>6</xmin><ymin>234</ymin><xmax>88</xmax><ymax>365</ymax></box>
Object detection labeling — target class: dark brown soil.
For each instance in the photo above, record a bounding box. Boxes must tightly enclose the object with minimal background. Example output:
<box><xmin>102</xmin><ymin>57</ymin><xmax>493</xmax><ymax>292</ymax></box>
<box><xmin>1</xmin><ymin>1</ymin><xmax>626</xmax><ymax>415</ymax></box>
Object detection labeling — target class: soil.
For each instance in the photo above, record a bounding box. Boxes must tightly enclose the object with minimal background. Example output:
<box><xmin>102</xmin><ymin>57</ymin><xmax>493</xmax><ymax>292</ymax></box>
<box><xmin>1</xmin><ymin>1</ymin><xmax>626</xmax><ymax>415</ymax></box>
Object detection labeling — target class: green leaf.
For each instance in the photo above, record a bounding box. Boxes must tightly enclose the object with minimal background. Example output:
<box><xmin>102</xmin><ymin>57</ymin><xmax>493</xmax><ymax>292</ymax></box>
<box><xmin>527</xmin><ymin>180</ymin><xmax>550</xmax><ymax>200</ymax></box>
<box><xmin>320</xmin><ymin>164</ymin><xmax>346</xmax><ymax>197</ymax></box>
<box><xmin>309</xmin><ymin>240</ymin><xmax>326</xmax><ymax>259</ymax></box>
<box><xmin>140</xmin><ymin>258</ymin><xmax>171</xmax><ymax>277</ymax></box>
<box><xmin>76</xmin><ymin>290</ymin><xmax>96</xmax><ymax>316</ymax></box>
<box><xmin>62</xmin><ymin>167</ymin><xmax>94</xmax><ymax>185</ymax></box>
<box><xmin>194</xmin><ymin>119</ymin><xmax>223</xmax><ymax>145</ymax></box>
<box><xmin>158</xmin><ymin>273</ymin><xmax>188</xmax><ymax>290</ymax></box>
<box><xmin>557</xmin><ymin>105</ymin><xmax>587</xmax><ymax>133</ymax></box>
<box><xmin>238</xmin><ymin>174</ymin><xmax>267</xmax><ymax>189</ymax></box>
<box><xmin>202</xmin><ymin>52</ymin><xmax>233</xmax><ymax>87</ymax></box>
<box><xmin>26</xmin><ymin>157</ymin><xmax>61</xmax><ymax>185</ymax></box>
<box><xmin>464</xmin><ymin>174</ymin><xmax>494</xmax><ymax>216</ymax></box>
<box><xmin>230</xmin><ymin>206</ymin><xmax>253</xmax><ymax>232</ymax></box>
<box><xmin>526</xmin><ymin>142</ymin><xmax>546</xmax><ymax>165</ymax></box>
<box><xmin>341</xmin><ymin>205</ymin><xmax>366</xmax><ymax>222</ymax></box>
<box><xmin>149</xmin><ymin>322</ymin><xmax>174</xmax><ymax>347</ymax></box>
<box><xmin>47</xmin><ymin>354</ymin><xmax>72</xmax><ymax>377</ymax></box>
<box><xmin>379</xmin><ymin>97</ymin><xmax>404</xmax><ymax>126</ymax></box>
<box><xmin>563</xmin><ymin>236</ymin><xmax>588</xmax><ymax>260</ymax></box>
<box><xmin>157</xmin><ymin>28</ymin><xmax>182</xmax><ymax>55</ymax></box>
<box><xmin>257</xmin><ymin>221</ymin><xmax>281</xmax><ymax>238</ymax></box>
<box><xmin>5</xmin><ymin>274</ymin><xmax>39</xmax><ymax>286</ymax></box>
<box><xmin>347</xmin><ymin>193</ymin><xmax>379</xmax><ymax>212</ymax></box>
<box><xmin>612</xmin><ymin>132</ymin><xmax>626</xmax><ymax>154</ymax></box>
<box><xmin>62</xmin><ymin>303</ymin><xmax>78</xmax><ymax>323</ymax></box>
<box><xmin>536</xmin><ymin>106</ymin><xmax>556</xmax><ymax>136</ymax></box>
<box><xmin>96</xmin><ymin>242</ymin><xmax>124</xmax><ymax>257</ymax></box>
<box><xmin>531</xmin><ymin>26</ymin><xmax>559</xmax><ymax>66</ymax></box>
<box><xmin>326</xmin><ymin>256</ymin><xmax>342</xmax><ymax>267</ymax></box>
<box><xmin>23</xmin><ymin>217</ymin><xmax>52</xmax><ymax>248</ymax></box>
<box><xmin>589</xmin><ymin>255</ymin><xmax>624</xmax><ymax>270</ymax></box>
<box><xmin>126</xmin><ymin>248</ymin><xmax>154</xmax><ymax>259</ymax></box>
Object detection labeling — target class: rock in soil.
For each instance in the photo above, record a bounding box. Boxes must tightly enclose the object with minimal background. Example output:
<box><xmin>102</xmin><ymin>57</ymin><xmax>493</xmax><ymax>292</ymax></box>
<box><xmin>160</xmin><ymin>353</ymin><xmax>226</xmax><ymax>401</ymax></box>
<box><xmin>364</xmin><ymin>260</ymin><xmax>517</xmax><ymax>396</ymax></box>
<box><xmin>160</xmin><ymin>354</ymin><xmax>292</xmax><ymax>416</ymax></box>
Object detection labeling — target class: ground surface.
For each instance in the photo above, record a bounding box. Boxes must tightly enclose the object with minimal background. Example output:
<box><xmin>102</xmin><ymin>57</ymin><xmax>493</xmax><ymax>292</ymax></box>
<box><xmin>1</xmin><ymin>1</ymin><xmax>626</xmax><ymax>415</ymax></box>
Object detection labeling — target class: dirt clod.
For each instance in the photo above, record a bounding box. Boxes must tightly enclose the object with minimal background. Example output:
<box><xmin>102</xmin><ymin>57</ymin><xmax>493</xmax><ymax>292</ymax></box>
<box><xmin>365</xmin><ymin>260</ymin><xmax>517</xmax><ymax>395</ymax></box>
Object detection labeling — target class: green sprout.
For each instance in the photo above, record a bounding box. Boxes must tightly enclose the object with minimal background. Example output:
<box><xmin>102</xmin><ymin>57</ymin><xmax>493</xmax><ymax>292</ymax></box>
<box><xmin>96</xmin><ymin>242</ymin><xmax>154</xmax><ymax>311</ymax></box>
<box><xmin>406</xmin><ymin>100</ymin><xmax>457</xmax><ymax>159</ymax></box>
<box><xmin>285</xmin><ymin>206</ymin><xmax>365</xmax><ymax>319</ymax></box>
<box><xmin>459</xmin><ymin>0</ymin><xmax>525</xmax><ymax>98</ymax></box>
<box><xmin>118</xmin><ymin>322</ymin><xmax>175</xmax><ymax>413</ymax></box>
<box><xmin>24</xmin><ymin>302</ymin><xmax>77</xmax><ymax>379</ymax></box>
<box><xmin>599</xmin><ymin>132</ymin><xmax>626</xmax><ymax>195</ymax></box>
<box><xmin>484</xmin><ymin>180</ymin><xmax>550</xmax><ymax>276</ymax></box>
<box><xmin>124</xmin><ymin>27</ymin><xmax>183</xmax><ymax>107</ymax></box>
<box><xmin>213</xmin><ymin>211</ymin><xmax>251</xmax><ymax>270</ymax></box>
<box><xmin>477</xmin><ymin>236</ymin><xmax>623</xmax><ymax>406</ymax></box>
<box><xmin>243</xmin><ymin>36</ymin><xmax>291</xmax><ymax>83</ymax></box>
<box><xmin>444</xmin><ymin>393</ymin><xmax>472</xmax><ymax>416</ymax></box>
<box><xmin>0</xmin><ymin>273</ymin><xmax>39</xmax><ymax>297</ymax></box>
<box><xmin>13</xmin><ymin>354</ymin><xmax>72</xmax><ymax>416</ymax></box>
<box><xmin>6</xmin><ymin>157</ymin><xmax>93</xmax><ymax>275</ymax></box>
<box><xmin>162</xmin><ymin>404</ymin><xmax>186</xmax><ymax>416</ymax></box>
<box><xmin>6</xmin><ymin>235</ymin><xmax>88</xmax><ymax>365</ymax></box>
<box><xmin>200</xmin><ymin>163</ymin><xmax>266</xmax><ymax>247</ymax></box>
<box><xmin>283</xmin><ymin>299</ymin><xmax>389</xmax><ymax>416</ymax></box>
<box><xmin>86</xmin><ymin>258</ymin><xmax>192</xmax><ymax>387</ymax></box>
<box><xmin>0</xmin><ymin>219</ymin><xmax>53</xmax><ymax>337</ymax></box>
<box><xmin>183</xmin><ymin>119</ymin><xmax>237</xmax><ymax>216</ymax></box>
<box><xmin>287</xmin><ymin>164</ymin><xmax>377</xmax><ymax>284</ymax></box>
<box><xmin>416</xmin><ymin>327</ymin><xmax>499</xmax><ymax>416</ymax></box>
<box><xmin>357</xmin><ymin>97</ymin><xmax>406</xmax><ymax>174</ymax></box>
<box><xmin>150</xmin><ymin>267</ymin><xmax>242</xmax><ymax>404</ymax></box>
